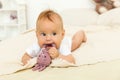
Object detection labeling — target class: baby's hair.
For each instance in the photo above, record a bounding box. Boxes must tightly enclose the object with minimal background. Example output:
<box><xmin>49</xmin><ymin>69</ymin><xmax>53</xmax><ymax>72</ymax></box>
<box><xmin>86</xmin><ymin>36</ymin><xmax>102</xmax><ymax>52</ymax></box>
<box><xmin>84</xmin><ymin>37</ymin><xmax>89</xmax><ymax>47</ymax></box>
<box><xmin>36</xmin><ymin>9</ymin><xmax>63</xmax><ymax>32</ymax></box>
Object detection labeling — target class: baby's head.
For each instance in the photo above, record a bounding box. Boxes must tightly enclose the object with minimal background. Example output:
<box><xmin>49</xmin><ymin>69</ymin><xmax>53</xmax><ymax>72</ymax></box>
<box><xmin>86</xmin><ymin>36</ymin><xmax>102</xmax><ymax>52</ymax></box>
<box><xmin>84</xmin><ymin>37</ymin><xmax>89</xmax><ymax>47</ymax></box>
<box><xmin>36</xmin><ymin>10</ymin><xmax>65</xmax><ymax>49</ymax></box>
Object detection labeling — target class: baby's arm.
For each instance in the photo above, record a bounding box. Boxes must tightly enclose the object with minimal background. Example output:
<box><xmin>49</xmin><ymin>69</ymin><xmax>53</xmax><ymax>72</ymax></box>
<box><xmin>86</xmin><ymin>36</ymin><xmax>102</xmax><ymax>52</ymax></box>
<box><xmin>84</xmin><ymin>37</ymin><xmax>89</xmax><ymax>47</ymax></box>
<box><xmin>21</xmin><ymin>53</ymin><xmax>32</xmax><ymax>65</ymax></box>
<box><xmin>58</xmin><ymin>54</ymin><xmax>75</xmax><ymax>64</ymax></box>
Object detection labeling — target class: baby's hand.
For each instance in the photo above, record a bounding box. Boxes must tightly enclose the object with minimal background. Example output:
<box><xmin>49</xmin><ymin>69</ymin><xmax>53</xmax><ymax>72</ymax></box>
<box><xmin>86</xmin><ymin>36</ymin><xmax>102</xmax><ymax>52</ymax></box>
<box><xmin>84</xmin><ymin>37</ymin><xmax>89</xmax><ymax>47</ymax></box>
<box><xmin>48</xmin><ymin>47</ymin><xmax>59</xmax><ymax>59</ymax></box>
<box><xmin>21</xmin><ymin>53</ymin><xmax>32</xmax><ymax>65</ymax></box>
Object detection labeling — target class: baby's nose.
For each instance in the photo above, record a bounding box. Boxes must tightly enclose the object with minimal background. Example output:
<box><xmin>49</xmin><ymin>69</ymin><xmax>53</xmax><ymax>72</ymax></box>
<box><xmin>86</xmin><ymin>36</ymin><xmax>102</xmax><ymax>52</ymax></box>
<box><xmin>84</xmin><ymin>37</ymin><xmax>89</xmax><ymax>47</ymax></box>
<box><xmin>46</xmin><ymin>35</ymin><xmax>52</xmax><ymax>41</ymax></box>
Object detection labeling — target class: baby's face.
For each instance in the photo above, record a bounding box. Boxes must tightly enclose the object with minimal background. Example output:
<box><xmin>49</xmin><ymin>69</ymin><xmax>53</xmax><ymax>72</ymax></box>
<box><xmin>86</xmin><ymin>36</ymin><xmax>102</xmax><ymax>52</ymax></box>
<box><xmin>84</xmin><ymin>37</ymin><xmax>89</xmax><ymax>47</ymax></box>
<box><xmin>36</xmin><ymin>19</ymin><xmax>64</xmax><ymax>49</ymax></box>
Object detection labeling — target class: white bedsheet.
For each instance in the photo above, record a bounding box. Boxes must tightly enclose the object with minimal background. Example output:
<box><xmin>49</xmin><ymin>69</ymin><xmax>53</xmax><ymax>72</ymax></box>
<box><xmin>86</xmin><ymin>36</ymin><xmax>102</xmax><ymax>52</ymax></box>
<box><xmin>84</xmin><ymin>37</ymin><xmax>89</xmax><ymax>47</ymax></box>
<box><xmin>0</xmin><ymin>25</ymin><xmax>120</xmax><ymax>76</ymax></box>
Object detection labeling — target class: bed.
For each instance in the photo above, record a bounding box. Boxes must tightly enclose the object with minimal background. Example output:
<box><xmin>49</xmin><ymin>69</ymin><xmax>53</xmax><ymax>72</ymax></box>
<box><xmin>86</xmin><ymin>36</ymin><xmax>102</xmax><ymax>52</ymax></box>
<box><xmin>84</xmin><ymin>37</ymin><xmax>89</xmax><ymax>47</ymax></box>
<box><xmin>0</xmin><ymin>8</ymin><xmax>120</xmax><ymax>80</ymax></box>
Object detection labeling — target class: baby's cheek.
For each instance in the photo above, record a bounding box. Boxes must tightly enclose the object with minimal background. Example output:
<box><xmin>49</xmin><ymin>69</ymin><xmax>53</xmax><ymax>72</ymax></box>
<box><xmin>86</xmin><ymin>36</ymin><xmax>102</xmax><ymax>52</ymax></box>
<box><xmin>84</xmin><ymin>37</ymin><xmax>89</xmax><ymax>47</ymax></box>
<box><xmin>57</xmin><ymin>40</ymin><xmax>63</xmax><ymax>49</ymax></box>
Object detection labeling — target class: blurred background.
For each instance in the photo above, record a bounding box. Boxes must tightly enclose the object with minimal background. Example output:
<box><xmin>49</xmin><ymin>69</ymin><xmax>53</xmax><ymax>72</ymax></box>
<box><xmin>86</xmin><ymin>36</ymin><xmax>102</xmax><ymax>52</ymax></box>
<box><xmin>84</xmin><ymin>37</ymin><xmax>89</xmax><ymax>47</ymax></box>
<box><xmin>0</xmin><ymin>0</ymin><xmax>95</xmax><ymax>41</ymax></box>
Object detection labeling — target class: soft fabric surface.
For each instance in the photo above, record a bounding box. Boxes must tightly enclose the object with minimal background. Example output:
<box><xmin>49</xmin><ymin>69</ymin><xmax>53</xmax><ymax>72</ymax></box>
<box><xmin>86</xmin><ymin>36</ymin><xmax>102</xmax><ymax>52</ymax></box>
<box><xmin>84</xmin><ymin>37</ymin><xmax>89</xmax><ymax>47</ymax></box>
<box><xmin>60</xmin><ymin>8</ymin><xmax>120</xmax><ymax>26</ymax></box>
<box><xmin>0</xmin><ymin>25</ymin><xmax>120</xmax><ymax>76</ymax></box>
<box><xmin>97</xmin><ymin>8</ymin><xmax>120</xmax><ymax>26</ymax></box>
<box><xmin>1</xmin><ymin>59</ymin><xmax>120</xmax><ymax>80</ymax></box>
<box><xmin>60</xmin><ymin>8</ymin><xmax>99</xmax><ymax>26</ymax></box>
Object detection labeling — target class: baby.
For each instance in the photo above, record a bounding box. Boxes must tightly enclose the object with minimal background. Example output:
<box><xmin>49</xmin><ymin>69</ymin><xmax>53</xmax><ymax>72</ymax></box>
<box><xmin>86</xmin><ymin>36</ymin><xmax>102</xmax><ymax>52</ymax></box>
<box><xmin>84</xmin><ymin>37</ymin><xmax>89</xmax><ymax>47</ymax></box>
<box><xmin>21</xmin><ymin>10</ymin><xmax>86</xmax><ymax>66</ymax></box>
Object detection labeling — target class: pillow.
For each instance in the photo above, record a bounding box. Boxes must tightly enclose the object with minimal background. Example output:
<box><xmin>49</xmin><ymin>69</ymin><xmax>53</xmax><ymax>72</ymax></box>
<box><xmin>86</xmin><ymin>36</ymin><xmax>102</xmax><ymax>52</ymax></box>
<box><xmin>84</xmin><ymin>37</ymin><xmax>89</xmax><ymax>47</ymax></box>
<box><xmin>97</xmin><ymin>7</ymin><xmax>120</xmax><ymax>26</ymax></box>
<box><xmin>60</xmin><ymin>8</ymin><xmax>99</xmax><ymax>26</ymax></box>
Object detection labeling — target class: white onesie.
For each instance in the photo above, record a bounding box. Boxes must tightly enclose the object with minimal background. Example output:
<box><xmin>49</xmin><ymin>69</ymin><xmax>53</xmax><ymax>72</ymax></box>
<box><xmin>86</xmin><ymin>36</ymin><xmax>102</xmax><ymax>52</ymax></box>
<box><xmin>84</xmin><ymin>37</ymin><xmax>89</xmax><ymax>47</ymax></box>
<box><xmin>26</xmin><ymin>36</ymin><xmax>72</xmax><ymax>57</ymax></box>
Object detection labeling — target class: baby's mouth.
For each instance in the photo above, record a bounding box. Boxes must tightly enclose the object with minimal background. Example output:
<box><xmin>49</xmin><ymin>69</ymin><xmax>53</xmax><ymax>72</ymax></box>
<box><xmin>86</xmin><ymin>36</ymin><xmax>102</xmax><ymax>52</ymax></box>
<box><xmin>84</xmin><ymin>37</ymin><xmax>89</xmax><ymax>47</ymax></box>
<box><xmin>43</xmin><ymin>43</ymin><xmax>56</xmax><ymax>49</ymax></box>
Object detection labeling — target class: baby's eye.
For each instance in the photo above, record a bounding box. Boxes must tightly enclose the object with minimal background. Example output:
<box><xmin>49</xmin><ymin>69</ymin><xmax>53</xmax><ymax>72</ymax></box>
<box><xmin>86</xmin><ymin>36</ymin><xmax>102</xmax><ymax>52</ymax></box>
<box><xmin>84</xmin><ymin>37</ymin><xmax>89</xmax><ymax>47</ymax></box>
<box><xmin>41</xmin><ymin>33</ymin><xmax>46</xmax><ymax>36</ymax></box>
<box><xmin>52</xmin><ymin>32</ymin><xmax>57</xmax><ymax>36</ymax></box>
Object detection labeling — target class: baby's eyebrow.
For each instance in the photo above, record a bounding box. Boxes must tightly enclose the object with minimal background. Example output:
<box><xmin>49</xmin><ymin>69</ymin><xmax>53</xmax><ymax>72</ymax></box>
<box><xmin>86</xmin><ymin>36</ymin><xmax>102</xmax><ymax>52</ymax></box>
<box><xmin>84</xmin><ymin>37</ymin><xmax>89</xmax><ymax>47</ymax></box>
<box><xmin>39</xmin><ymin>31</ymin><xmax>45</xmax><ymax>33</ymax></box>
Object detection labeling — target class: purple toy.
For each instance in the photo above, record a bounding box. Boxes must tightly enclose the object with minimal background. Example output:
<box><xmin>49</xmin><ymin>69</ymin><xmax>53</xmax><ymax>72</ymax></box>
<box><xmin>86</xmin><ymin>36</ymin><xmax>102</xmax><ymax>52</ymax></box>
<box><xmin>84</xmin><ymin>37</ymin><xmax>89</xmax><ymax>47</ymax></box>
<box><xmin>32</xmin><ymin>46</ymin><xmax>52</xmax><ymax>71</ymax></box>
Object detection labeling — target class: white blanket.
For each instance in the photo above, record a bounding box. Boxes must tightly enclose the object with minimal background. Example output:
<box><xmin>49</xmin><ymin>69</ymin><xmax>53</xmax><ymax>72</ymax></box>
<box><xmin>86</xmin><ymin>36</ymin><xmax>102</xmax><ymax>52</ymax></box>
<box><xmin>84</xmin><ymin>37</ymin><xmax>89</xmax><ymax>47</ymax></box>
<box><xmin>0</xmin><ymin>25</ymin><xmax>120</xmax><ymax>76</ymax></box>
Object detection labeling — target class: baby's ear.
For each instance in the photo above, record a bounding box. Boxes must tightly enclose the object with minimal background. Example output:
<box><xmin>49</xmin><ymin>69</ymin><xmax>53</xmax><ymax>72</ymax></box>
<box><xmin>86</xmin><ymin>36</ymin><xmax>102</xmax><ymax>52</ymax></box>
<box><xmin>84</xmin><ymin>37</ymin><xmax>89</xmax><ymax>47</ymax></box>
<box><xmin>62</xmin><ymin>29</ymin><xmax>65</xmax><ymax>38</ymax></box>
